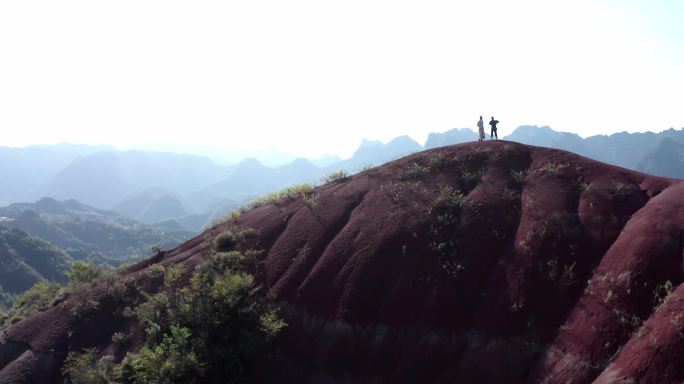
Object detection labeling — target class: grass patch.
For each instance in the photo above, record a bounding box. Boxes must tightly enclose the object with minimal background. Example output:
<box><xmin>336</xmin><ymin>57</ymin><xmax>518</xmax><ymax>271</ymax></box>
<box><xmin>654</xmin><ymin>280</ymin><xmax>675</xmax><ymax>308</ymax></box>
<box><xmin>209</xmin><ymin>184</ymin><xmax>317</xmax><ymax>230</ymax></box>
<box><xmin>511</xmin><ymin>169</ymin><xmax>528</xmax><ymax>184</ymax></box>
<box><xmin>401</xmin><ymin>162</ymin><xmax>430</xmax><ymax>180</ymax></box>
<box><xmin>321</xmin><ymin>169</ymin><xmax>349</xmax><ymax>184</ymax></box>
<box><xmin>612</xmin><ymin>180</ymin><xmax>638</xmax><ymax>196</ymax></box>
<box><xmin>248</xmin><ymin>183</ymin><xmax>314</xmax><ymax>209</ymax></box>
<box><xmin>539</xmin><ymin>162</ymin><xmax>566</xmax><ymax>175</ymax></box>
<box><xmin>438</xmin><ymin>186</ymin><xmax>466</xmax><ymax>209</ymax></box>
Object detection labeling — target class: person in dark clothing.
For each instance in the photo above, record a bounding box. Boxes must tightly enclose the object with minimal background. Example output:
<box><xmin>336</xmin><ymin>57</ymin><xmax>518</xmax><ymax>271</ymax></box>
<box><xmin>489</xmin><ymin>117</ymin><xmax>499</xmax><ymax>139</ymax></box>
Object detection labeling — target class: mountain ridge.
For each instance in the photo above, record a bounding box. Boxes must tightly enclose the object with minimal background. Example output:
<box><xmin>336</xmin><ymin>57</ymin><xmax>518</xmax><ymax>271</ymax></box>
<box><xmin>2</xmin><ymin>141</ymin><xmax>683</xmax><ymax>383</ymax></box>
<box><xmin>2</xmin><ymin>126</ymin><xmax>683</xmax><ymax>232</ymax></box>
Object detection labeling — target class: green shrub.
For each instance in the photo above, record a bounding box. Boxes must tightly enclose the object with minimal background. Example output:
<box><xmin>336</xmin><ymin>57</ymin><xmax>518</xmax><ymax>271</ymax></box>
<box><xmin>68</xmin><ymin>261</ymin><xmax>104</xmax><ymax>284</ymax></box>
<box><xmin>120</xmin><ymin>326</ymin><xmax>203</xmax><ymax>383</ymax></box>
<box><xmin>163</xmin><ymin>264</ymin><xmax>186</xmax><ymax>288</ymax></box>
<box><xmin>213</xmin><ymin>228</ymin><xmax>256</xmax><ymax>253</ymax></box>
<box><xmin>62</xmin><ymin>248</ymin><xmax>285</xmax><ymax>384</ymax></box>
<box><xmin>212</xmin><ymin>251</ymin><xmax>245</xmax><ymax>273</ymax></box>
<box><xmin>62</xmin><ymin>348</ymin><xmax>119</xmax><ymax>384</ymax></box>
<box><xmin>214</xmin><ymin>231</ymin><xmax>237</xmax><ymax>252</ymax></box>
<box><xmin>2</xmin><ymin>282</ymin><xmax>62</xmax><ymax>326</ymax></box>
<box><xmin>118</xmin><ymin>251</ymin><xmax>283</xmax><ymax>383</ymax></box>
<box><xmin>321</xmin><ymin>170</ymin><xmax>349</xmax><ymax>184</ymax></box>
<box><xmin>71</xmin><ymin>298</ymin><xmax>100</xmax><ymax>318</ymax></box>
<box><xmin>142</xmin><ymin>264</ymin><xmax>166</xmax><ymax>279</ymax></box>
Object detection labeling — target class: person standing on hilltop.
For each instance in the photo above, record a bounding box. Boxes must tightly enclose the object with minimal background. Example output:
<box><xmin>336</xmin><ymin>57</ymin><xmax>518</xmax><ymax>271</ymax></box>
<box><xmin>489</xmin><ymin>116</ymin><xmax>499</xmax><ymax>140</ymax></box>
<box><xmin>477</xmin><ymin>116</ymin><xmax>485</xmax><ymax>141</ymax></box>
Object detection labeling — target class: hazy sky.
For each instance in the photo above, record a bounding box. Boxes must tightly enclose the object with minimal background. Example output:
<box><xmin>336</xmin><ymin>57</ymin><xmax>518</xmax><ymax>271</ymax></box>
<box><xmin>1</xmin><ymin>1</ymin><xmax>682</xmax><ymax>158</ymax></box>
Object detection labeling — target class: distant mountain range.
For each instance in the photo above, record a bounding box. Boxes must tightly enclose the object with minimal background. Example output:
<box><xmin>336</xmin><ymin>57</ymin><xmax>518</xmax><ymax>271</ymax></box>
<box><xmin>1</xmin><ymin>126</ymin><xmax>682</xmax><ymax>232</ymax></box>
<box><xmin>637</xmin><ymin>137</ymin><xmax>684</xmax><ymax>179</ymax></box>
<box><xmin>0</xmin><ymin>143</ymin><xmax>113</xmax><ymax>207</ymax></box>
<box><xmin>504</xmin><ymin>125</ymin><xmax>684</xmax><ymax>173</ymax></box>
<box><xmin>0</xmin><ymin>197</ymin><xmax>191</xmax><ymax>264</ymax></box>
<box><xmin>6</xmin><ymin>141</ymin><xmax>684</xmax><ymax>383</ymax></box>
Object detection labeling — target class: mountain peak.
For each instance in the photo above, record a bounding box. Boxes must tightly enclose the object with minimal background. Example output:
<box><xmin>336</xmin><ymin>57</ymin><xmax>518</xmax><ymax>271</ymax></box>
<box><xmin>5</xmin><ymin>141</ymin><xmax>683</xmax><ymax>383</ymax></box>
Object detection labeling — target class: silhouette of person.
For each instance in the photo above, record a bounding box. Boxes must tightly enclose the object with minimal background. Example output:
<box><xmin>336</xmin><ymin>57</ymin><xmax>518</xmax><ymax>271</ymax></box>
<box><xmin>489</xmin><ymin>117</ymin><xmax>499</xmax><ymax>139</ymax></box>
<box><xmin>477</xmin><ymin>116</ymin><xmax>485</xmax><ymax>141</ymax></box>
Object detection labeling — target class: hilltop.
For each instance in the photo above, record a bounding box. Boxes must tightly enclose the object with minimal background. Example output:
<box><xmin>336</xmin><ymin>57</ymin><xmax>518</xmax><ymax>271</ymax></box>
<box><xmin>1</xmin><ymin>141</ymin><xmax>683</xmax><ymax>383</ymax></box>
<box><xmin>2</xmin><ymin>127</ymin><xmax>683</xmax><ymax>232</ymax></box>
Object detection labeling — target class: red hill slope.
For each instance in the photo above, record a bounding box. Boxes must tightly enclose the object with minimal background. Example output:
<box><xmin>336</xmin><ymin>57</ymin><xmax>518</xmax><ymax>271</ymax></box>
<box><xmin>1</xmin><ymin>141</ymin><xmax>684</xmax><ymax>383</ymax></box>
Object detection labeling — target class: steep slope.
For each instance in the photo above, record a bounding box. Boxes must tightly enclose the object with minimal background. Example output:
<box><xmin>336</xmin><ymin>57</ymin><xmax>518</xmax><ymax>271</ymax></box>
<box><xmin>1</xmin><ymin>141</ymin><xmax>683</xmax><ymax>383</ymax></box>
<box><xmin>0</xmin><ymin>226</ymin><xmax>71</xmax><ymax>296</ymax></box>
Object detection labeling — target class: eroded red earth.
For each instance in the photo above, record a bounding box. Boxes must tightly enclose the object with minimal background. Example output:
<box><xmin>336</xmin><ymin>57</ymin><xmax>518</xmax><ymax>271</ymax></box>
<box><xmin>1</xmin><ymin>141</ymin><xmax>683</xmax><ymax>383</ymax></box>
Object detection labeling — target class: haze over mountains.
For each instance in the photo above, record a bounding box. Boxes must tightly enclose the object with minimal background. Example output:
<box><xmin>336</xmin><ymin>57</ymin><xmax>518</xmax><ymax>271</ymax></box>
<box><xmin>1</xmin><ymin>126</ymin><xmax>682</xmax><ymax>233</ymax></box>
<box><xmin>0</xmin><ymin>198</ymin><xmax>191</xmax><ymax>264</ymax></box>
<box><xmin>3</xmin><ymin>141</ymin><xmax>684</xmax><ymax>383</ymax></box>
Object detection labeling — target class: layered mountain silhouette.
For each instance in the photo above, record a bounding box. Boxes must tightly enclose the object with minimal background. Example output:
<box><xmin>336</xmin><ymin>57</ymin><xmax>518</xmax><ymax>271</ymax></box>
<box><xmin>112</xmin><ymin>187</ymin><xmax>188</xmax><ymax>224</ymax></box>
<box><xmin>2</xmin><ymin>126</ymin><xmax>683</xmax><ymax>232</ymax></box>
<box><xmin>32</xmin><ymin>151</ymin><xmax>227</xmax><ymax>209</ymax></box>
<box><xmin>636</xmin><ymin>137</ymin><xmax>684</xmax><ymax>179</ymax></box>
<box><xmin>0</xmin><ymin>198</ymin><xmax>191</xmax><ymax>264</ymax></box>
<box><xmin>424</xmin><ymin>127</ymin><xmax>479</xmax><ymax>149</ymax></box>
<box><xmin>0</xmin><ymin>144</ymin><xmax>113</xmax><ymax>207</ymax></box>
<box><xmin>506</xmin><ymin>125</ymin><xmax>684</xmax><ymax>170</ymax></box>
<box><xmin>2</xmin><ymin>142</ymin><xmax>683</xmax><ymax>383</ymax></box>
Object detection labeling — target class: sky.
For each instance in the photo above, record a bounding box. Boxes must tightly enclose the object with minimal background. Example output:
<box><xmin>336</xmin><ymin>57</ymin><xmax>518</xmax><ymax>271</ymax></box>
<box><xmin>1</xmin><ymin>1</ymin><xmax>683</xmax><ymax>159</ymax></box>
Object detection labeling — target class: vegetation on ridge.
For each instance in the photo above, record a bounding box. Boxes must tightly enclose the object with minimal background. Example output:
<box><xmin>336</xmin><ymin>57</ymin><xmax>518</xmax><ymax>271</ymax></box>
<box><xmin>61</xmin><ymin>228</ymin><xmax>285</xmax><ymax>384</ymax></box>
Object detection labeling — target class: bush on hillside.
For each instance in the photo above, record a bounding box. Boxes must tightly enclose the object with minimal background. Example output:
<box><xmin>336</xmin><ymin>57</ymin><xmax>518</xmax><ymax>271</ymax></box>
<box><xmin>321</xmin><ymin>170</ymin><xmax>349</xmax><ymax>184</ymax></box>
<box><xmin>62</xmin><ymin>348</ymin><xmax>115</xmax><ymax>384</ymax></box>
<box><xmin>63</xmin><ymin>249</ymin><xmax>286</xmax><ymax>383</ymax></box>
<box><xmin>1</xmin><ymin>282</ymin><xmax>62</xmax><ymax>326</ymax></box>
<box><xmin>1</xmin><ymin>261</ymin><xmax>114</xmax><ymax>328</ymax></box>
<box><xmin>214</xmin><ymin>231</ymin><xmax>237</xmax><ymax>252</ymax></box>
<box><xmin>119</xmin><ymin>250</ymin><xmax>285</xmax><ymax>383</ymax></box>
<box><xmin>67</xmin><ymin>261</ymin><xmax>105</xmax><ymax>284</ymax></box>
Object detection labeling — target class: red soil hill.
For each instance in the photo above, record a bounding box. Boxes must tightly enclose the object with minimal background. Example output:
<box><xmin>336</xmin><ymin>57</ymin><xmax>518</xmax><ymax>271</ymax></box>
<box><xmin>1</xmin><ymin>141</ymin><xmax>683</xmax><ymax>383</ymax></box>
